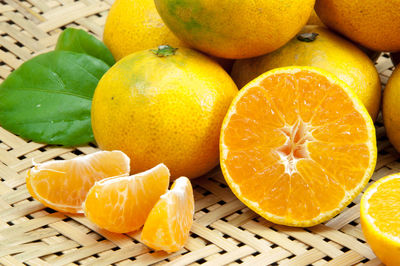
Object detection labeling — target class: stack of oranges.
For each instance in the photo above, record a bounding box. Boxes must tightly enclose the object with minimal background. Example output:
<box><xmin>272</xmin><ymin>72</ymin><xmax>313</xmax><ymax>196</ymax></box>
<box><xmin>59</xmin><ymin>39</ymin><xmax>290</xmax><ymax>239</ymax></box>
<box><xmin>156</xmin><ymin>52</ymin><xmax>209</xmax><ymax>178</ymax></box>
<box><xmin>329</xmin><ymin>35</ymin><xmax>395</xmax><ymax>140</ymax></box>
<box><xmin>25</xmin><ymin>0</ymin><xmax>400</xmax><ymax>262</ymax></box>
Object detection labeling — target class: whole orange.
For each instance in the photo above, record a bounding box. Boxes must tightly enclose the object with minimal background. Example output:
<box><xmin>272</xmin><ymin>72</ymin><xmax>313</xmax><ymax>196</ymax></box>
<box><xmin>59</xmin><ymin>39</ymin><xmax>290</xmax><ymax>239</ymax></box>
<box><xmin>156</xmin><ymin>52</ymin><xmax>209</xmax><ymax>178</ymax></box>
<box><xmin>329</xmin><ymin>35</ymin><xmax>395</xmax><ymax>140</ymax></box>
<box><xmin>103</xmin><ymin>0</ymin><xmax>186</xmax><ymax>61</ymax></box>
<box><xmin>315</xmin><ymin>0</ymin><xmax>400</xmax><ymax>52</ymax></box>
<box><xmin>103</xmin><ymin>0</ymin><xmax>233</xmax><ymax>71</ymax></box>
<box><xmin>154</xmin><ymin>0</ymin><xmax>315</xmax><ymax>59</ymax></box>
<box><xmin>91</xmin><ymin>46</ymin><xmax>238</xmax><ymax>179</ymax></box>
<box><xmin>360</xmin><ymin>174</ymin><xmax>400</xmax><ymax>266</ymax></box>
<box><xmin>383</xmin><ymin>67</ymin><xmax>400</xmax><ymax>153</ymax></box>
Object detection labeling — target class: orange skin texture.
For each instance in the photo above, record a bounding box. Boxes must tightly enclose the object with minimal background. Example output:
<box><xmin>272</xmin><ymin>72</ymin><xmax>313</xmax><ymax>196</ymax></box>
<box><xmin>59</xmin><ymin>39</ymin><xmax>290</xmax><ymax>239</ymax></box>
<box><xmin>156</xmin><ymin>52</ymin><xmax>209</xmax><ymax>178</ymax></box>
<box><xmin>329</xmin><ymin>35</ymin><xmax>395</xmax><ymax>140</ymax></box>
<box><xmin>155</xmin><ymin>0</ymin><xmax>315</xmax><ymax>59</ymax></box>
<box><xmin>315</xmin><ymin>0</ymin><xmax>400</xmax><ymax>52</ymax></box>
<box><xmin>91</xmin><ymin>47</ymin><xmax>238</xmax><ymax>179</ymax></box>
<box><xmin>231</xmin><ymin>26</ymin><xmax>381</xmax><ymax>121</ymax></box>
<box><xmin>383</xmin><ymin>67</ymin><xmax>400</xmax><ymax>154</ymax></box>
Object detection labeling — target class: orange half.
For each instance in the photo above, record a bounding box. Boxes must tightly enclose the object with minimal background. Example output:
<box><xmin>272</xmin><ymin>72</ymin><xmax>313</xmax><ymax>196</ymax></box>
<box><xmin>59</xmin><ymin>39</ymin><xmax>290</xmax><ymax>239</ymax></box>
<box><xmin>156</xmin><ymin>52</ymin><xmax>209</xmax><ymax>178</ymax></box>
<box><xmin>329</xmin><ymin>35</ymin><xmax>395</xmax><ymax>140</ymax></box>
<box><xmin>83</xmin><ymin>163</ymin><xmax>170</xmax><ymax>233</ymax></box>
<box><xmin>361</xmin><ymin>174</ymin><xmax>400</xmax><ymax>265</ymax></box>
<box><xmin>26</xmin><ymin>150</ymin><xmax>130</xmax><ymax>213</ymax></box>
<box><xmin>141</xmin><ymin>176</ymin><xmax>194</xmax><ymax>252</ymax></box>
<box><xmin>220</xmin><ymin>66</ymin><xmax>377</xmax><ymax>226</ymax></box>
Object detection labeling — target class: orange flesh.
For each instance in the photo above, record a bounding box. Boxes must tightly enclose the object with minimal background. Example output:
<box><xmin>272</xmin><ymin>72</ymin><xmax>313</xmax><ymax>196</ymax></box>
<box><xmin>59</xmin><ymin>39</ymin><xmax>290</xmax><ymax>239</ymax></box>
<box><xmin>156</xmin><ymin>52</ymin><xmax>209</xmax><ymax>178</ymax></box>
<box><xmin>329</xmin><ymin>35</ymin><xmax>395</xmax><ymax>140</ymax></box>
<box><xmin>83</xmin><ymin>164</ymin><xmax>170</xmax><ymax>233</ymax></box>
<box><xmin>26</xmin><ymin>151</ymin><xmax>130</xmax><ymax>213</ymax></box>
<box><xmin>141</xmin><ymin>176</ymin><xmax>194</xmax><ymax>252</ymax></box>
<box><xmin>221</xmin><ymin>70</ymin><xmax>372</xmax><ymax>224</ymax></box>
<box><xmin>367</xmin><ymin>178</ymin><xmax>400</xmax><ymax>238</ymax></box>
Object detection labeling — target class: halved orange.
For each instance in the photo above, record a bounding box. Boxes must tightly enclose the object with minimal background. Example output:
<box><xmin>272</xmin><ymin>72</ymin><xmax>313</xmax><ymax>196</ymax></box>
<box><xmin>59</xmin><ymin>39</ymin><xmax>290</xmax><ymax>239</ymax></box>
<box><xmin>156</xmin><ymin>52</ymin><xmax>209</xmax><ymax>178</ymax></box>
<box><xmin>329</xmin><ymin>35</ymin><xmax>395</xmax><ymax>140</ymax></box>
<box><xmin>220</xmin><ymin>66</ymin><xmax>377</xmax><ymax>227</ymax></box>
<box><xmin>141</xmin><ymin>176</ymin><xmax>194</xmax><ymax>252</ymax></box>
<box><xmin>26</xmin><ymin>150</ymin><xmax>130</xmax><ymax>213</ymax></box>
<box><xmin>361</xmin><ymin>174</ymin><xmax>400</xmax><ymax>265</ymax></box>
<box><xmin>83</xmin><ymin>163</ymin><xmax>170</xmax><ymax>233</ymax></box>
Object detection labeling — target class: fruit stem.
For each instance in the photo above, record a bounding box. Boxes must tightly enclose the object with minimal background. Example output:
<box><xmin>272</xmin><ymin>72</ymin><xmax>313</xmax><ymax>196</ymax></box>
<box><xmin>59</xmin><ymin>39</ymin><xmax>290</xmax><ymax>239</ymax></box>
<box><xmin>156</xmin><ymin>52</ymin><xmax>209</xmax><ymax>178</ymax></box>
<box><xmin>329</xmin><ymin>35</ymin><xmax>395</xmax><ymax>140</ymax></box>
<box><xmin>297</xmin><ymin>33</ymin><xmax>319</xmax><ymax>42</ymax></box>
<box><xmin>151</xmin><ymin>45</ymin><xmax>178</xmax><ymax>57</ymax></box>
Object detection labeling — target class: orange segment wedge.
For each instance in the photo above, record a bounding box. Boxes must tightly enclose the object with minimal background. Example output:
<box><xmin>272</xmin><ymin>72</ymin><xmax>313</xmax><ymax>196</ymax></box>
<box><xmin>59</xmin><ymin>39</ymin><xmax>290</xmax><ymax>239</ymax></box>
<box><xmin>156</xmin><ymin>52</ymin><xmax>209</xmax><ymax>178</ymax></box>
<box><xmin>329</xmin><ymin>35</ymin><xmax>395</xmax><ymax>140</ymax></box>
<box><xmin>220</xmin><ymin>66</ymin><xmax>377</xmax><ymax>226</ymax></box>
<box><xmin>361</xmin><ymin>174</ymin><xmax>400</xmax><ymax>266</ymax></box>
<box><xmin>83</xmin><ymin>163</ymin><xmax>170</xmax><ymax>233</ymax></box>
<box><xmin>141</xmin><ymin>176</ymin><xmax>194</xmax><ymax>252</ymax></box>
<box><xmin>26</xmin><ymin>150</ymin><xmax>130</xmax><ymax>213</ymax></box>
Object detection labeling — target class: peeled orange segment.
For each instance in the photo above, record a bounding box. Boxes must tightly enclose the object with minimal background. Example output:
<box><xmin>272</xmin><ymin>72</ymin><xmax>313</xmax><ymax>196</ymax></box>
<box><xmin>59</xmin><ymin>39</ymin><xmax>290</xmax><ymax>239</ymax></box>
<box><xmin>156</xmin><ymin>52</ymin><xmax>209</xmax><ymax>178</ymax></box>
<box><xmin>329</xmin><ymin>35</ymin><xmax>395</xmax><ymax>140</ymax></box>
<box><xmin>220</xmin><ymin>67</ymin><xmax>377</xmax><ymax>227</ymax></box>
<box><xmin>361</xmin><ymin>174</ymin><xmax>400</xmax><ymax>266</ymax></box>
<box><xmin>26</xmin><ymin>150</ymin><xmax>130</xmax><ymax>213</ymax></box>
<box><xmin>83</xmin><ymin>163</ymin><xmax>170</xmax><ymax>233</ymax></box>
<box><xmin>141</xmin><ymin>176</ymin><xmax>194</xmax><ymax>252</ymax></box>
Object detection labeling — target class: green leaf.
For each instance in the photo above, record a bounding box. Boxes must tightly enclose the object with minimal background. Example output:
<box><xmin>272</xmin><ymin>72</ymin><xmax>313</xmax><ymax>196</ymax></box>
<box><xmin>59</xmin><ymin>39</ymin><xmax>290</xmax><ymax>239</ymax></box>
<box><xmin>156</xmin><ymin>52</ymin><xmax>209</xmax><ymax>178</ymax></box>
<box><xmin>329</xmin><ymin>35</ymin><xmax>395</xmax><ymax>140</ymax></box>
<box><xmin>55</xmin><ymin>28</ymin><xmax>115</xmax><ymax>66</ymax></box>
<box><xmin>0</xmin><ymin>51</ymin><xmax>109</xmax><ymax>146</ymax></box>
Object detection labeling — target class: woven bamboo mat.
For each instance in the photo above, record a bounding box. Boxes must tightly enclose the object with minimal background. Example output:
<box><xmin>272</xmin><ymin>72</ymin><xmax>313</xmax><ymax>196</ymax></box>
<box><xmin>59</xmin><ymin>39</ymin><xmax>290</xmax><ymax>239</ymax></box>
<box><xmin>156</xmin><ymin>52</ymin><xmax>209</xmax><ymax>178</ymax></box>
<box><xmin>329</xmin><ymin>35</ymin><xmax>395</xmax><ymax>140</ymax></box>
<box><xmin>0</xmin><ymin>0</ymin><xmax>397</xmax><ymax>265</ymax></box>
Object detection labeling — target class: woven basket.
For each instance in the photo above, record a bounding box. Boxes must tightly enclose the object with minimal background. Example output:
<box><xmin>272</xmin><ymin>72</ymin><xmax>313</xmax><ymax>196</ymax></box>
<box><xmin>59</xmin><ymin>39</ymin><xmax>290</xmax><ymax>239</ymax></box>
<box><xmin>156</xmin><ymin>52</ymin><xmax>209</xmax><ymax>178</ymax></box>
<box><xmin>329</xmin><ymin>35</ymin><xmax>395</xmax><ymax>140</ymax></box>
<box><xmin>0</xmin><ymin>0</ymin><xmax>396</xmax><ymax>265</ymax></box>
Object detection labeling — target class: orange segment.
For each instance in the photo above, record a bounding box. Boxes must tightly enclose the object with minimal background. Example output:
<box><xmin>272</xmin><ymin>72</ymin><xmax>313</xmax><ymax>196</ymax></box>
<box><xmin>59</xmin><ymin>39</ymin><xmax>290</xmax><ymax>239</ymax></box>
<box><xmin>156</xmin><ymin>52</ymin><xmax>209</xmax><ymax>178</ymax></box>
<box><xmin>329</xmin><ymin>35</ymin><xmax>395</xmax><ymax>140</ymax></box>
<box><xmin>220</xmin><ymin>66</ymin><xmax>376</xmax><ymax>226</ymax></box>
<box><xmin>260</xmin><ymin>73</ymin><xmax>300</xmax><ymax>125</ymax></box>
<box><xmin>233</xmin><ymin>86</ymin><xmax>285</xmax><ymax>128</ymax></box>
<box><xmin>307</xmin><ymin>142</ymin><xmax>371</xmax><ymax>190</ymax></box>
<box><xmin>286</xmin><ymin>172</ymin><xmax>320</xmax><ymax>221</ymax></box>
<box><xmin>297</xmin><ymin>75</ymin><xmax>328</xmax><ymax>122</ymax></box>
<box><xmin>83</xmin><ymin>163</ymin><xmax>170</xmax><ymax>233</ymax></box>
<box><xmin>258</xmin><ymin>172</ymin><xmax>290</xmax><ymax>218</ymax></box>
<box><xmin>296</xmin><ymin>159</ymin><xmax>345</xmax><ymax>213</ymax></box>
<box><xmin>26</xmin><ymin>151</ymin><xmax>130</xmax><ymax>213</ymax></box>
<box><xmin>222</xmin><ymin>113</ymin><xmax>286</xmax><ymax>150</ymax></box>
<box><xmin>310</xmin><ymin>82</ymin><xmax>358</xmax><ymax>125</ymax></box>
<box><xmin>311</xmin><ymin>113</ymin><xmax>369</xmax><ymax>143</ymax></box>
<box><xmin>141</xmin><ymin>176</ymin><xmax>194</xmax><ymax>252</ymax></box>
<box><xmin>224</xmin><ymin>148</ymin><xmax>282</xmax><ymax>182</ymax></box>
<box><xmin>361</xmin><ymin>174</ymin><xmax>400</xmax><ymax>266</ymax></box>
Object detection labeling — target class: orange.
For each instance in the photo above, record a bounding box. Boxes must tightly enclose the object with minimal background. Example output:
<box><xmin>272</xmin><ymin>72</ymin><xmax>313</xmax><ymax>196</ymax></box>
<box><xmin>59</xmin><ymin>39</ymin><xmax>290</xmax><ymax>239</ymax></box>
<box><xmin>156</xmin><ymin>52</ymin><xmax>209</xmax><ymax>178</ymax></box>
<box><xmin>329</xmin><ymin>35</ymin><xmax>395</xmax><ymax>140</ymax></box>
<box><xmin>220</xmin><ymin>66</ymin><xmax>377</xmax><ymax>227</ymax></box>
<box><xmin>154</xmin><ymin>0</ymin><xmax>315</xmax><ymax>59</ymax></box>
<box><xmin>383</xmin><ymin>67</ymin><xmax>400</xmax><ymax>153</ymax></box>
<box><xmin>103</xmin><ymin>0</ymin><xmax>186</xmax><ymax>61</ymax></box>
<box><xmin>141</xmin><ymin>176</ymin><xmax>194</xmax><ymax>252</ymax></box>
<box><xmin>231</xmin><ymin>26</ymin><xmax>381</xmax><ymax>121</ymax></box>
<box><xmin>315</xmin><ymin>0</ymin><xmax>400</xmax><ymax>52</ymax></box>
<box><xmin>26</xmin><ymin>151</ymin><xmax>130</xmax><ymax>213</ymax></box>
<box><xmin>91</xmin><ymin>45</ymin><xmax>238</xmax><ymax>179</ymax></box>
<box><xmin>361</xmin><ymin>174</ymin><xmax>400</xmax><ymax>266</ymax></box>
<box><xmin>83</xmin><ymin>164</ymin><xmax>170</xmax><ymax>233</ymax></box>
<box><xmin>102</xmin><ymin>0</ymin><xmax>233</xmax><ymax>71</ymax></box>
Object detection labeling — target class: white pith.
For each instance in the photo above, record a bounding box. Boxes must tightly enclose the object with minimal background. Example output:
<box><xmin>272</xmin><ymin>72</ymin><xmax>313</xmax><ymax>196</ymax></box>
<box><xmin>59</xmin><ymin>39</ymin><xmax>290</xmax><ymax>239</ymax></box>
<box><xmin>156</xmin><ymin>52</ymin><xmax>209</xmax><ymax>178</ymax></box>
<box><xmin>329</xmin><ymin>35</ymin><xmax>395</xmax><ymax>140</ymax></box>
<box><xmin>277</xmin><ymin>119</ymin><xmax>315</xmax><ymax>175</ymax></box>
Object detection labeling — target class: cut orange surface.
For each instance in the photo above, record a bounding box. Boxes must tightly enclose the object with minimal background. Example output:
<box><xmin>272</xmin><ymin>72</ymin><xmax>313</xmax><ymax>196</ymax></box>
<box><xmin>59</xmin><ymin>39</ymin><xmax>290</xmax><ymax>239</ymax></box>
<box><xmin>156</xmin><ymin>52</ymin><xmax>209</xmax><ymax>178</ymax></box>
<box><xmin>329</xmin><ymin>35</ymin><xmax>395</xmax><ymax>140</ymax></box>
<box><xmin>83</xmin><ymin>163</ymin><xmax>170</xmax><ymax>233</ymax></box>
<box><xmin>361</xmin><ymin>174</ymin><xmax>400</xmax><ymax>266</ymax></box>
<box><xmin>141</xmin><ymin>176</ymin><xmax>194</xmax><ymax>252</ymax></box>
<box><xmin>26</xmin><ymin>150</ymin><xmax>130</xmax><ymax>213</ymax></box>
<box><xmin>220</xmin><ymin>66</ymin><xmax>377</xmax><ymax>227</ymax></box>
